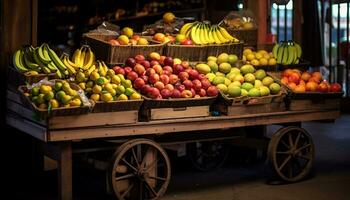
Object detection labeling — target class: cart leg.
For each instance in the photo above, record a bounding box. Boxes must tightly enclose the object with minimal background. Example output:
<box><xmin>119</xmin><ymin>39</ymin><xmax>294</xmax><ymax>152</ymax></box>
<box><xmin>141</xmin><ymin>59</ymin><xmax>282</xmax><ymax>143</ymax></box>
<box><xmin>58</xmin><ymin>142</ymin><xmax>72</xmax><ymax>200</ymax></box>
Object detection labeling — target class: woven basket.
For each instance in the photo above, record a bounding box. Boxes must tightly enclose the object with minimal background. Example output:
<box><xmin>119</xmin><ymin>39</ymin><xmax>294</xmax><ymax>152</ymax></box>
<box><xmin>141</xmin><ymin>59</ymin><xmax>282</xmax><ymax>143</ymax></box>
<box><xmin>92</xmin><ymin>99</ymin><xmax>144</xmax><ymax>113</ymax></box>
<box><xmin>166</xmin><ymin>42</ymin><xmax>244</xmax><ymax>62</ymax></box>
<box><xmin>141</xmin><ymin>96</ymin><xmax>217</xmax><ymax>109</ymax></box>
<box><xmin>226</xmin><ymin>28</ymin><xmax>258</xmax><ymax>48</ymax></box>
<box><xmin>84</xmin><ymin>34</ymin><xmax>165</xmax><ymax>65</ymax></box>
<box><xmin>218</xmin><ymin>91</ymin><xmax>286</xmax><ymax>107</ymax></box>
<box><xmin>8</xmin><ymin>66</ymin><xmax>58</xmax><ymax>88</ymax></box>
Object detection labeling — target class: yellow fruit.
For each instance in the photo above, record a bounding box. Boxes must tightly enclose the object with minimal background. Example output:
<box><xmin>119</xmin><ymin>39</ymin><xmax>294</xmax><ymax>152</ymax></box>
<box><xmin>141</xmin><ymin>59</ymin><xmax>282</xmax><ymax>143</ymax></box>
<box><xmin>268</xmin><ymin>58</ymin><xmax>277</xmax><ymax>66</ymax></box>
<box><xmin>163</xmin><ymin>12</ymin><xmax>175</xmax><ymax>24</ymax></box>
<box><xmin>24</xmin><ymin>92</ymin><xmax>30</xmax><ymax>97</ymax></box>
<box><xmin>27</xmin><ymin>70</ymin><xmax>39</xmax><ymax>76</ymax></box>
<box><xmin>263</xmin><ymin>54</ymin><xmax>270</xmax><ymax>59</ymax></box>
<box><xmin>117</xmin><ymin>94</ymin><xmax>128</xmax><ymax>101</ymax></box>
<box><xmin>242</xmin><ymin>55</ymin><xmax>247</xmax><ymax>62</ymax></box>
<box><xmin>90</xmin><ymin>94</ymin><xmax>100</xmax><ymax>102</ymax></box>
<box><xmin>259</xmin><ymin>58</ymin><xmax>268</xmax><ymax>66</ymax></box>
<box><xmin>38</xmin><ymin>103</ymin><xmax>47</xmax><ymax>109</ymax></box>
<box><xmin>92</xmin><ymin>85</ymin><xmax>102</xmax><ymax>94</ymax></box>
<box><xmin>49</xmin><ymin>99</ymin><xmax>59</xmax><ymax>108</ymax></box>
<box><xmin>86</xmin><ymin>81</ymin><xmax>94</xmax><ymax>88</ymax></box>
<box><xmin>258</xmin><ymin>50</ymin><xmax>268</xmax><ymax>55</ymax></box>
<box><xmin>63</xmin><ymin>104</ymin><xmax>70</xmax><ymax>108</ymax></box>
<box><xmin>40</xmin><ymin>85</ymin><xmax>52</xmax><ymax>94</ymax></box>
<box><xmin>111</xmin><ymin>83</ymin><xmax>118</xmax><ymax>89</ymax></box>
<box><xmin>251</xmin><ymin>59</ymin><xmax>260</xmax><ymax>66</ymax></box>
<box><xmin>90</xmin><ymin>71</ymin><xmax>100</xmax><ymax>81</ymax></box>
<box><xmin>243</xmin><ymin>48</ymin><xmax>253</xmax><ymax>56</ymax></box>
<box><xmin>101</xmin><ymin>92</ymin><xmax>113</xmax><ymax>102</ymax></box>
<box><xmin>107</xmin><ymin>69</ymin><xmax>115</xmax><ymax>77</ymax></box>
<box><xmin>122</xmin><ymin>27</ymin><xmax>133</xmax><ymax>38</ymax></box>
<box><xmin>79</xmin><ymin>82</ymin><xmax>86</xmax><ymax>90</ymax></box>
<box><xmin>246</xmin><ymin>53</ymin><xmax>255</xmax><ymax>61</ymax></box>
<box><xmin>70</xmin><ymin>98</ymin><xmax>81</xmax><ymax>107</ymax></box>
<box><xmin>61</xmin><ymin>95</ymin><xmax>72</xmax><ymax>105</ymax></box>
<box><xmin>130</xmin><ymin>92</ymin><xmax>141</xmax><ymax>100</ymax></box>
<box><xmin>255</xmin><ymin>52</ymin><xmax>263</xmax><ymax>60</ymax></box>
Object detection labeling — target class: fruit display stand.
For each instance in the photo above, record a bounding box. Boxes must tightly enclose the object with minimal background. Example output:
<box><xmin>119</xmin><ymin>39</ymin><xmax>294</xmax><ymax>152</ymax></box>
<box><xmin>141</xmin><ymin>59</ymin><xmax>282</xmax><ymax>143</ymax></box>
<box><xmin>8</xmin><ymin>66</ymin><xmax>58</xmax><ymax>87</ymax></box>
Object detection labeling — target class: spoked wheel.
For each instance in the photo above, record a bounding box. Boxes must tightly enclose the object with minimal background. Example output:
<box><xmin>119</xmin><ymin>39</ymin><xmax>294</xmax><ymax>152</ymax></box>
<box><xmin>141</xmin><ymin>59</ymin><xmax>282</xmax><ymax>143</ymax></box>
<box><xmin>187</xmin><ymin>141</ymin><xmax>229</xmax><ymax>171</ymax></box>
<box><xmin>109</xmin><ymin>139</ymin><xmax>171</xmax><ymax>200</ymax></box>
<box><xmin>268</xmin><ymin>126</ymin><xmax>315</xmax><ymax>182</ymax></box>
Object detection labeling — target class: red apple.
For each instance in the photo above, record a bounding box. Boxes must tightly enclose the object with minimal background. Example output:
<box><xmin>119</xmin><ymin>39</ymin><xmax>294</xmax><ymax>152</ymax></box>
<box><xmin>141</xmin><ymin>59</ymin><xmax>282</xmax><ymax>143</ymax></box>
<box><xmin>198</xmin><ymin>74</ymin><xmax>206</xmax><ymax>80</ymax></box>
<box><xmin>288</xmin><ymin>72</ymin><xmax>301</xmax><ymax>85</ymax></box>
<box><xmin>127</xmin><ymin>71</ymin><xmax>138</xmax><ymax>81</ymax></box>
<box><xmin>192</xmin><ymin>79</ymin><xmax>202</xmax><ymax>91</ymax></box>
<box><xmin>140</xmin><ymin>75</ymin><xmax>149</xmax><ymax>82</ymax></box>
<box><xmin>141</xmin><ymin>84</ymin><xmax>152</xmax><ymax>95</ymax></box>
<box><xmin>132</xmin><ymin>35</ymin><xmax>141</xmax><ymax>41</ymax></box>
<box><xmin>190</xmin><ymin>88</ymin><xmax>196</xmax><ymax>97</ymax></box>
<box><xmin>207</xmin><ymin>86</ymin><xmax>219</xmax><ymax>97</ymax></box>
<box><xmin>330</xmin><ymin>83</ymin><xmax>342</xmax><ymax>92</ymax></box>
<box><xmin>178</xmin><ymin>71</ymin><xmax>189</xmax><ymax>81</ymax></box>
<box><xmin>201</xmin><ymin>79</ymin><xmax>211</xmax><ymax>90</ymax></box>
<box><xmin>188</xmin><ymin>69</ymin><xmax>199</xmax><ymax>80</ymax></box>
<box><xmin>135</xmin><ymin>55</ymin><xmax>145</xmax><ymax>63</ymax></box>
<box><xmin>172</xmin><ymin>89</ymin><xmax>181</xmax><ymax>98</ymax></box>
<box><xmin>146</xmin><ymin>68</ymin><xmax>156</xmax><ymax>76</ymax></box>
<box><xmin>181</xmin><ymin>90</ymin><xmax>193</xmax><ymax>98</ymax></box>
<box><xmin>164</xmin><ymin>84</ymin><xmax>174</xmax><ymax>91</ymax></box>
<box><xmin>160</xmin><ymin>74</ymin><xmax>170</xmax><ymax>85</ymax></box>
<box><xmin>140</xmin><ymin>60</ymin><xmax>150</xmax><ymax>69</ymax></box>
<box><xmin>169</xmin><ymin>74</ymin><xmax>179</xmax><ymax>85</ymax></box>
<box><xmin>162</xmin><ymin>70</ymin><xmax>171</xmax><ymax>76</ymax></box>
<box><xmin>176</xmin><ymin>84</ymin><xmax>185</xmax><ymax>92</ymax></box>
<box><xmin>164</xmin><ymin>57</ymin><xmax>174</xmax><ymax>67</ymax></box>
<box><xmin>182</xmin><ymin>61</ymin><xmax>190</xmax><ymax>68</ymax></box>
<box><xmin>173</xmin><ymin>64</ymin><xmax>184</xmax><ymax>75</ymax></box>
<box><xmin>148</xmin><ymin>87</ymin><xmax>160</xmax><ymax>99</ymax></box>
<box><xmin>109</xmin><ymin>39</ymin><xmax>120</xmax><ymax>46</ymax></box>
<box><xmin>154</xmin><ymin>81</ymin><xmax>165</xmax><ymax>90</ymax></box>
<box><xmin>124</xmin><ymin>67</ymin><xmax>133</xmax><ymax>74</ymax></box>
<box><xmin>159</xmin><ymin>56</ymin><xmax>166</xmax><ymax>65</ymax></box>
<box><xmin>134</xmin><ymin>64</ymin><xmax>146</xmax><ymax>76</ymax></box>
<box><xmin>185</xmin><ymin>68</ymin><xmax>191</xmax><ymax>73</ymax></box>
<box><xmin>198</xmin><ymin>88</ymin><xmax>206</xmax><ymax>97</ymax></box>
<box><xmin>183</xmin><ymin>79</ymin><xmax>193</xmax><ymax>89</ymax></box>
<box><xmin>149</xmin><ymin>73</ymin><xmax>160</xmax><ymax>84</ymax></box>
<box><xmin>163</xmin><ymin>66</ymin><xmax>173</xmax><ymax>74</ymax></box>
<box><xmin>317</xmin><ymin>81</ymin><xmax>330</xmax><ymax>93</ymax></box>
<box><xmin>161</xmin><ymin>89</ymin><xmax>173</xmax><ymax>99</ymax></box>
<box><xmin>133</xmin><ymin>78</ymin><xmax>145</xmax><ymax>89</ymax></box>
<box><xmin>181</xmin><ymin>39</ymin><xmax>193</xmax><ymax>45</ymax></box>
<box><xmin>150</xmin><ymin>60</ymin><xmax>159</xmax><ymax>66</ymax></box>
<box><xmin>125</xmin><ymin>58</ymin><xmax>136</xmax><ymax>67</ymax></box>
<box><xmin>153</xmin><ymin>64</ymin><xmax>163</xmax><ymax>75</ymax></box>
<box><xmin>113</xmin><ymin>66</ymin><xmax>125</xmax><ymax>75</ymax></box>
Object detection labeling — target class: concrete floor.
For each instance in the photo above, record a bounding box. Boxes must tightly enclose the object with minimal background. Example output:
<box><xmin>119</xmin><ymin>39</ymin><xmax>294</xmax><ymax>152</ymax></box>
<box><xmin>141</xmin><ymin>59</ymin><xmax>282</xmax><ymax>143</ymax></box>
<box><xmin>12</xmin><ymin>114</ymin><xmax>350</xmax><ymax>200</ymax></box>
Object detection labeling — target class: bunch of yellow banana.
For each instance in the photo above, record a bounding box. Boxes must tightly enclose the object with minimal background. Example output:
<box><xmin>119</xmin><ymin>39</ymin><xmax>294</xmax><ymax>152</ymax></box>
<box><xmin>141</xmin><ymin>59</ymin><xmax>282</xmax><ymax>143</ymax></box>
<box><xmin>272</xmin><ymin>41</ymin><xmax>302</xmax><ymax>65</ymax></box>
<box><xmin>13</xmin><ymin>43</ymin><xmax>68</xmax><ymax>78</ymax></box>
<box><xmin>61</xmin><ymin>45</ymin><xmax>96</xmax><ymax>77</ymax></box>
<box><xmin>179</xmin><ymin>22</ymin><xmax>239</xmax><ymax>45</ymax></box>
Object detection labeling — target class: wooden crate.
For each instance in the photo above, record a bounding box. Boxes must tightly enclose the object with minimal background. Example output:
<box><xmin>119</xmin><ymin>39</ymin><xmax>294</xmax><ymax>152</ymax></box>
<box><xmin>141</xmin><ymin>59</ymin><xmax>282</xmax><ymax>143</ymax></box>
<box><xmin>287</xmin><ymin>99</ymin><xmax>340</xmax><ymax>111</ymax></box>
<box><xmin>84</xmin><ymin>34</ymin><xmax>165</xmax><ymax>65</ymax></box>
<box><xmin>140</xmin><ymin>106</ymin><xmax>210</xmax><ymax>121</ymax></box>
<box><xmin>8</xmin><ymin>66</ymin><xmax>58</xmax><ymax>88</ymax></box>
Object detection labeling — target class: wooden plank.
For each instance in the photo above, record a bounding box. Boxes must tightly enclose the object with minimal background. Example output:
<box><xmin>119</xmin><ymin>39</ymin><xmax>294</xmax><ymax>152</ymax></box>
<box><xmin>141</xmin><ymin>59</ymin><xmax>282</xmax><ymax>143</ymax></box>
<box><xmin>47</xmin><ymin>110</ymin><xmax>340</xmax><ymax>141</ymax></box>
<box><xmin>221</xmin><ymin>102</ymin><xmax>286</xmax><ymax>116</ymax></box>
<box><xmin>49</xmin><ymin>111</ymin><xmax>138</xmax><ymax>129</ymax></box>
<box><xmin>150</xmin><ymin>106</ymin><xmax>209</xmax><ymax>120</ymax></box>
<box><xmin>7</xmin><ymin>99</ymin><xmax>46</xmax><ymax>126</ymax></box>
<box><xmin>57</xmin><ymin>143</ymin><xmax>72</xmax><ymax>200</ymax></box>
<box><xmin>289</xmin><ymin>99</ymin><xmax>340</xmax><ymax>111</ymax></box>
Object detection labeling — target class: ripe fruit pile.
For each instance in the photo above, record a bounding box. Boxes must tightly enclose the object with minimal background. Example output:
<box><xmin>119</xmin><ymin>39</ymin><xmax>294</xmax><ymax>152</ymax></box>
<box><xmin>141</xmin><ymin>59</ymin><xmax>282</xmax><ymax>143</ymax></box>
<box><xmin>195</xmin><ymin>53</ymin><xmax>239</xmax><ymax>76</ymax></box>
<box><xmin>13</xmin><ymin>44</ymin><xmax>69</xmax><ymax>78</ymax></box>
<box><xmin>281</xmin><ymin>69</ymin><xmax>342</xmax><ymax>93</ymax></box>
<box><xmin>24</xmin><ymin>81</ymin><xmax>84</xmax><ymax>109</ymax></box>
<box><xmin>203</xmin><ymin>59</ymin><xmax>281</xmax><ymax>98</ymax></box>
<box><xmin>108</xmin><ymin>27</ymin><xmax>149</xmax><ymax>46</ymax></box>
<box><xmin>177</xmin><ymin>22</ymin><xmax>239</xmax><ymax>45</ymax></box>
<box><xmin>117</xmin><ymin>53</ymin><xmax>218</xmax><ymax>99</ymax></box>
<box><xmin>152</xmin><ymin>33</ymin><xmax>176</xmax><ymax>43</ymax></box>
<box><xmin>61</xmin><ymin>45</ymin><xmax>96</xmax><ymax>77</ymax></box>
<box><xmin>243</xmin><ymin>48</ymin><xmax>277</xmax><ymax>66</ymax></box>
<box><xmin>272</xmin><ymin>41</ymin><xmax>302</xmax><ymax>65</ymax></box>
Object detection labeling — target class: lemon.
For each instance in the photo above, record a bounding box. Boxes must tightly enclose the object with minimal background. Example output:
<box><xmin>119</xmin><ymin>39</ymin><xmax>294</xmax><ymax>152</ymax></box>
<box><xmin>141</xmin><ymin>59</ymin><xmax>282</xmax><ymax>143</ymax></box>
<box><xmin>78</xmin><ymin>82</ymin><xmax>86</xmax><ymax>90</ymax></box>
<box><xmin>40</xmin><ymin>85</ymin><xmax>52</xmax><ymax>94</ymax></box>
<box><xmin>258</xmin><ymin>50</ymin><xmax>268</xmax><ymax>55</ymax></box>
<box><xmin>107</xmin><ymin>69</ymin><xmax>115</xmax><ymax>77</ymax></box>
<box><xmin>49</xmin><ymin>99</ymin><xmax>60</xmax><ymax>108</ymax></box>
<box><xmin>101</xmin><ymin>92</ymin><xmax>113</xmax><ymax>102</ymax></box>
<box><xmin>61</xmin><ymin>95</ymin><xmax>72</xmax><ymax>105</ymax></box>
<box><xmin>268</xmin><ymin>58</ymin><xmax>277</xmax><ymax>66</ymax></box>
<box><xmin>243</xmin><ymin>48</ymin><xmax>253</xmax><ymax>56</ymax></box>
<box><xmin>251</xmin><ymin>59</ymin><xmax>260</xmax><ymax>66</ymax></box>
<box><xmin>111</xmin><ymin>75</ymin><xmax>121</xmax><ymax>84</ymax></box>
<box><xmin>130</xmin><ymin>92</ymin><xmax>141</xmax><ymax>100</ymax></box>
<box><xmin>92</xmin><ymin>85</ymin><xmax>102</xmax><ymax>94</ymax></box>
<box><xmin>117</xmin><ymin>74</ymin><xmax>125</xmax><ymax>81</ymax></box>
<box><xmin>67</xmin><ymin>88</ymin><xmax>77</xmax><ymax>96</ymax></box>
<box><xmin>255</xmin><ymin>52</ymin><xmax>263</xmax><ymax>60</ymax></box>
<box><xmin>70</xmin><ymin>98</ymin><xmax>81</xmax><ymax>107</ymax></box>
<box><xmin>90</xmin><ymin>94</ymin><xmax>100</xmax><ymax>102</ymax></box>
<box><xmin>246</xmin><ymin>53</ymin><xmax>255</xmax><ymax>61</ymax></box>
<box><xmin>117</xmin><ymin>94</ymin><xmax>128</xmax><ymax>101</ymax></box>
<box><xmin>263</xmin><ymin>54</ymin><xmax>270</xmax><ymax>59</ymax></box>
<box><xmin>76</xmin><ymin>71</ymin><xmax>86</xmax><ymax>83</ymax></box>
<box><xmin>90</xmin><ymin>71</ymin><xmax>100</xmax><ymax>81</ymax></box>
<box><xmin>38</xmin><ymin>103</ymin><xmax>47</xmax><ymax>109</ymax></box>
<box><xmin>259</xmin><ymin>58</ymin><xmax>268</xmax><ymax>66</ymax></box>
<box><xmin>111</xmin><ymin>83</ymin><xmax>118</xmax><ymax>89</ymax></box>
<box><xmin>242</xmin><ymin>55</ymin><xmax>247</xmax><ymax>62</ymax></box>
<box><xmin>86</xmin><ymin>81</ymin><xmax>94</xmax><ymax>88</ymax></box>
<box><xmin>44</xmin><ymin>91</ymin><xmax>55</xmax><ymax>101</ymax></box>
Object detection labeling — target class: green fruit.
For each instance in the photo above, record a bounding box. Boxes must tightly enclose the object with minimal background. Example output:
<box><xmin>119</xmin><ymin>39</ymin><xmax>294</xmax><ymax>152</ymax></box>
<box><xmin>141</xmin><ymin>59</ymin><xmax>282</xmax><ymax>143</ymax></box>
<box><xmin>117</xmin><ymin>74</ymin><xmax>125</xmax><ymax>81</ymax></box>
<box><xmin>195</xmin><ymin>63</ymin><xmax>211</xmax><ymax>74</ymax></box>
<box><xmin>31</xmin><ymin>87</ymin><xmax>40</xmax><ymax>96</ymax></box>
<box><xmin>254</xmin><ymin>69</ymin><xmax>267</xmax><ymax>80</ymax></box>
<box><xmin>240</xmin><ymin>64</ymin><xmax>255</xmax><ymax>75</ymax></box>
<box><xmin>117</xmin><ymin>94</ymin><xmax>128</xmax><ymax>101</ymax></box>
<box><xmin>254</xmin><ymin>80</ymin><xmax>263</xmax><ymax>88</ymax></box>
<box><xmin>96</xmin><ymin>77</ymin><xmax>105</xmax><ymax>86</ymax></box>
<box><xmin>215</xmin><ymin>72</ymin><xmax>225</xmax><ymax>77</ymax></box>
<box><xmin>224</xmin><ymin>78</ymin><xmax>231</xmax><ymax>86</ymax></box>
<box><xmin>55</xmin><ymin>91</ymin><xmax>66</xmax><ymax>100</ymax></box>
<box><xmin>61</xmin><ymin>95</ymin><xmax>72</xmax><ymax>104</ymax></box>
<box><xmin>206</xmin><ymin>73</ymin><xmax>216</xmax><ymax>82</ymax></box>
<box><xmin>54</xmin><ymin>82</ymin><xmax>63</xmax><ymax>92</ymax></box>
<box><xmin>111</xmin><ymin>75</ymin><xmax>121</xmax><ymax>84</ymax></box>
<box><xmin>262</xmin><ymin>76</ymin><xmax>274</xmax><ymax>86</ymax></box>
<box><xmin>31</xmin><ymin>96</ymin><xmax>39</xmax><ymax>104</ymax></box>
<box><xmin>217</xmin><ymin>53</ymin><xmax>229</xmax><ymax>64</ymax></box>
<box><xmin>212</xmin><ymin>76</ymin><xmax>225</xmax><ymax>85</ymax></box>
<box><xmin>207</xmin><ymin>56</ymin><xmax>217</xmax><ymax>62</ymax></box>
<box><xmin>86</xmin><ymin>81</ymin><xmax>94</xmax><ymax>88</ymax></box>
<box><xmin>207</xmin><ymin>60</ymin><xmax>219</xmax><ymax>73</ymax></box>
<box><xmin>230</xmin><ymin>67</ymin><xmax>240</xmax><ymax>74</ymax></box>
<box><xmin>216</xmin><ymin>84</ymin><xmax>228</xmax><ymax>94</ymax></box>
<box><xmin>227</xmin><ymin>85</ymin><xmax>241</xmax><ymax>97</ymax></box>
<box><xmin>228</xmin><ymin>54</ymin><xmax>238</xmax><ymax>65</ymax></box>
<box><xmin>44</xmin><ymin>91</ymin><xmax>54</xmax><ymax>101</ymax></box>
<box><xmin>62</xmin><ymin>82</ymin><xmax>71</xmax><ymax>93</ymax></box>
<box><xmin>229</xmin><ymin>81</ymin><xmax>241</xmax><ymax>87</ymax></box>
<box><xmin>37</xmin><ymin>94</ymin><xmax>45</xmax><ymax>104</ymax></box>
<box><xmin>67</xmin><ymin>88</ymin><xmax>77</xmax><ymax>96</ymax></box>
<box><xmin>241</xmin><ymin>82</ymin><xmax>254</xmax><ymax>91</ymax></box>
<box><xmin>269</xmin><ymin>83</ymin><xmax>281</xmax><ymax>94</ymax></box>
<box><xmin>125</xmin><ymin>88</ymin><xmax>135</xmax><ymax>96</ymax></box>
<box><xmin>115</xmin><ymin>85</ymin><xmax>126</xmax><ymax>95</ymax></box>
<box><xmin>76</xmin><ymin>71</ymin><xmax>86</xmax><ymax>83</ymax></box>
<box><xmin>241</xmin><ymin>89</ymin><xmax>249</xmax><ymax>96</ymax></box>
<box><xmin>244</xmin><ymin>73</ymin><xmax>256</xmax><ymax>84</ymax></box>
<box><xmin>122</xmin><ymin>79</ymin><xmax>132</xmax><ymax>88</ymax></box>
<box><xmin>226</xmin><ymin>72</ymin><xmax>236</xmax><ymax>81</ymax></box>
<box><xmin>248</xmin><ymin>88</ymin><xmax>261</xmax><ymax>97</ymax></box>
<box><xmin>101</xmin><ymin>92</ymin><xmax>113</xmax><ymax>102</ymax></box>
<box><xmin>218</xmin><ymin>62</ymin><xmax>231</xmax><ymax>74</ymax></box>
<box><xmin>259</xmin><ymin>86</ymin><xmax>270</xmax><ymax>96</ymax></box>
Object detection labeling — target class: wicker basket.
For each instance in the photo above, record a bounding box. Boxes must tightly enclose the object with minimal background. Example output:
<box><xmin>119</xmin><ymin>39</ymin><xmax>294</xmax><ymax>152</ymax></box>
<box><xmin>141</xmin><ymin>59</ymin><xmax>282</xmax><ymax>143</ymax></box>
<box><xmin>226</xmin><ymin>28</ymin><xmax>258</xmax><ymax>48</ymax></box>
<box><xmin>92</xmin><ymin>99</ymin><xmax>144</xmax><ymax>113</ymax></box>
<box><xmin>166</xmin><ymin>42</ymin><xmax>244</xmax><ymax>62</ymax></box>
<box><xmin>84</xmin><ymin>34</ymin><xmax>165</xmax><ymax>65</ymax></box>
<box><xmin>8</xmin><ymin>66</ymin><xmax>58</xmax><ymax>88</ymax></box>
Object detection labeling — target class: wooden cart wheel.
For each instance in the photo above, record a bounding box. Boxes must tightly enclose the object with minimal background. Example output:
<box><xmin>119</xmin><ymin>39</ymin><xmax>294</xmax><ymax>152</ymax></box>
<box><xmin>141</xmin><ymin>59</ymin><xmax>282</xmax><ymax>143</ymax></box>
<box><xmin>187</xmin><ymin>141</ymin><xmax>229</xmax><ymax>171</ymax></box>
<box><xmin>268</xmin><ymin>126</ymin><xmax>315</xmax><ymax>182</ymax></box>
<box><xmin>109</xmin><ymin>139</ymin><xmax>171</xmax><ymax>200</ymax></box>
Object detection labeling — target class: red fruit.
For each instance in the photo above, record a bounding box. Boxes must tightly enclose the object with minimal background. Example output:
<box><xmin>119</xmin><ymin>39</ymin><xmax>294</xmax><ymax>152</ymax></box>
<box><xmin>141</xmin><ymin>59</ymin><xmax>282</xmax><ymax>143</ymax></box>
<box><xmin>134</xmin><ymin>55</ymin><xmax>145</xmax><ymax>63</ymax></box>
<box><xmin>192</xmin><ymin>79</ymin><xmax>202</xmax><ymax>91</ymax></box>
<box><xmin>149</xmin><ymin>74</ymin><xmax>160</xmax><ymax>84</ymax></box>
<box><xmin>164</xmin><ymin>57</ymin><xmax>174</xmax><ymax>67</ymax></box>
<box><xmin>164</xmin><ymin>84</ymin><xmax>174</xmax><ymax>91</ymax></box>
<box><xmin>127</xmin><ymin>71</ymin><xmax>138</xmax><ymax>81</ymax></box>
<box><xmin>160</xmin><ymin>74</ymin><xmax>170</xmax><ymax>85</ymax></box>
<box><xmin>140</xmin><ymin>60</ymin><xmax>151</xmax><ymax>69</ymax></box>
<box><xmin>160</xmin><ymin>89</ymin><xmax>173</xmax><ymax>99</ymax></box>
<box><xmin>173</xmin><ymin>64</ymin><xmax>184</xmax><ymax>75</ymax></box>
<box><xmin>183</xmin><ymin>79</ymin><xmax>193</xmax><ymax>89</ymax></box>
<box><xmin>109</xmin><ymin>39</ymin><xmax>120</xmax><ymax>46</ymax></box>
<box><xmin>150</xmin><ymin>60</ymin><xmax>159</xmax><ymax>66</ymax></box>
<box><xmin>198</xmin><ymin>74</ymin><xmax>206</xmax><ymax>80</ymax></box>
<box><xmin>163</xmin><ymin>66</ymin><xmax>173</xmax><ymax>74</ymax></box>
<box><xmin>330</xmin><ymin>83</ymin><xmax>342</xmax><ymax>92</ymax></box>
<box><xmin>317</xmin><ymin>81</ymin><xmax>330</xmax><ymax>93</ymax></box>
<box><xmin>140</xmin><ymin>75</ymin><xmax>149</xmax><ymax>82</ymax></box>
<box><xmin>133</xmin><ymin>78</ymin><xmax>145</xmax><ymax>89</ymax></box>
<box><xmin>162</xmin><ymin>70</ymin><xmax>171</xmax><ymax>76</ymax></box>
<box><xmin>288</xmin><ymin>72</ymin><xmax>300</xmax><ymax>85</ymax></box>
<box><xmin>113</xmin><ymin>66</ymin><xmax>125</xmax><ymax>75</ymax></box>
<box><xmin>146</xmin><ymin>68</ymin><xmax>156</xmax><ymax>76</ymax></box>
<box><xmin>154</xmin><ymin>81</ymin><xmax>165</xmax><ymax>90</ymax></box>
<box><xmin>181</xmin><ymin>61</ymin><xmax>190</xmax><ymax>69</ymax></box>
<box><xmin>178</xmin><ymin>71</ymin><xmax>189</xmax><ymax>81</ymax></box>
<box><xmin>176</xmin><ymin>84</ymin><xmax>185</xmax><ymax>92</ymax></box>
<box><xmin>207</xmin><ymin>86</ymin><xmax>219</xmax><ymax>97</ymax></box>
<box><xmin>188</xmin><ymin>69</ymin><xmax>199</xmax><ymax>80</ymax></box>
<box><xmin>148</xmin><ymin>87</ymin><xmax>160</xmax><ymax>99</ymax></box>
<box><xmin>190</xmin><ymin>88</ymin><xmax>196</xmax><ymax>97</ymax></box>
<box><xmin>301</xmin><ymin>72</ymin><xmax>311</xmax><ymax>82</ymax></box>
<box><xmin>159</xmin><ymin>56</ymin><xmax>166</xmax><ymax>65</ymax></box>
<box><xmin>141</xmin><ymin>84</ymin><xmax>152</xmax><ymax>95</ymax></box>
<box><xmin>125</xmin><ymin>58</ymin><xmax>136</xmax><ymax>67</ymax></box>
<box><xmin>181</xmin><ymin>90</ymin><xmax>193</xmax><ymax>98</ymax></box>
<box><xmin>283</xmin><ymin>69</ymin><xmax>293</xmax><ymax>77</ymax></box>
<box><xmin>201</xmin><ymin>79</ymin><xmax>211</xmax><ymax>90</ymax></box>
<box><xmin>124</xmin><ymin>67</ymin><xmax>133</xmax><ymax>74</ymax></box>
<box><xmin>132</xmin><ymin>35</ymin><xmax>141</xmax><ymax>41</ymax></box>
<box><xmin>181</xmin><ymin>39</ymin><xmax>193</xmax><ymax>45</ymax></box>
<box><xmin>152</xmin><ymin>64</ymin><xmax>163</xmax><ymax>75</ymax></box>
<box><xmin>169</xmin><ymin>74</ymin><xmax>179</xmax><ymax>85</ymax></box>
<box><xmin>134</xmin><ymin>64</ymin><xmax>146</xmax><ymax>76</ymax></box>
<box><xmin>198</xmin><ymin>88</ymin><xmax>206</xmax><ymax>97</ymax></box>
<box><xmin>172</xmin><ymin>89</ymin><xmax>181</xmax><ymax>98</ymax></box>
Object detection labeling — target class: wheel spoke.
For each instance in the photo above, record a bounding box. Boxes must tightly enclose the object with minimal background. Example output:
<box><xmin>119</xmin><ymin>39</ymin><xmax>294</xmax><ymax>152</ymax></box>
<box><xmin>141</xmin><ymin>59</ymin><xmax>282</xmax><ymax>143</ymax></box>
<box><xmin>122</xmin><ymin>158</ymin><xmax>138</xmax><ymax>172</ymax></box>
<box><xmin>145</xmin><ymin>158</ymin><xmax>159</xmax><ymax>172</ymax></box>
<box><xmin>116</xmin><ymin>173</ymin><xmax>135</xmax><ymax>181</ymax></box>
<box><xmin>278</xmin><ymin>155</ymin><xmax>292</xmax><ymax>171</ymax></box>
<box><xmin>121</xmin><ymin>183</ymin><xmax>134</xmax><ymax>199</ymax></box>
<box><xmin>296</xmin><ymin>144</ymin><xmax>311</xmax><ymax>153</ymax></box>
<box><xmin>294</xmin><ymin>132</ymin><xmax>302</xmax><ymax>148</ymax></box>
<box><xmin>281</xmin><ymin>139</ymin><xmax>290</xmax><ymax>149</ymax></box>
<box><xmin>288</xmin><ymin>133</ymin><xmax>294</xmax><ymax>147</ymax></box>
<box><xmin>298</xmin><ymin>154</ymin><xmax>311</xmax><ymax>160</ymax></box>
<box><xmin>144</xmin><ymin>179</ymin><xmax>158</xmax><ymax>197</ymax></box>
<box><xmin>131</xmin><ymin>147</ymin><xmax>140</xmax><ymax>168</ymax></box>
<box><xmin>148</xmin><ymin>175</ymin><xmax>166</xmax><ymax>181</ymax></box>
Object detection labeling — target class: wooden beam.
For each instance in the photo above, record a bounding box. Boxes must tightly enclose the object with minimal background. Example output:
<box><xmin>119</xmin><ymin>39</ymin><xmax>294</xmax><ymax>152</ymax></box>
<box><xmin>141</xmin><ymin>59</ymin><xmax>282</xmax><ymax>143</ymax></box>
<box><xmin>58</xmin><ymin>143</ymin><xmax>73</xmax><ymax>200</ymax></box>
<box><xmin>247</xmin><ymin>0</ymin><xmax>268</xmax><ymax>44</ymax></box>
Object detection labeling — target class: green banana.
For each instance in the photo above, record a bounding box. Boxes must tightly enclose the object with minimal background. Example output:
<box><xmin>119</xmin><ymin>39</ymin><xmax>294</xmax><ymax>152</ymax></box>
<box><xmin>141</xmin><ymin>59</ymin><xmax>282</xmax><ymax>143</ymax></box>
<box><xmin>37</xmin><ymin>44</ymin><xmax>52</xmax><ymax>64</ymax></box>
<box><xmin>272</xmin><ymin>43</ymin><xmax>280</xmax><ymax>59</ymax></box>
<box><xmin>45</xmin><ymin>45</ymin><xmax>67</xmax><ymax>71</ymax></box>
<box><xmin>33</xmin><ymin>48</ymin><xmax>51</xmax><ymax>72</ymax></box>
<box><xmin>23</xmin><ymin>47</ymin><xmax>40</xmax><ymax>71</ymax></box>
<box><xmin>13</xmin><ymin>49</ymin><xmax>28</xmax><ymax>72</ymax></box>
<box><xmin>285</xmin><ymin>45</ymin><xmax>295</xmax><ymax>65</ymax></box>
<box><xmin>276</xmin><ymin>43</ymin><xmax>284</xmax><ymax>64</ymax></box>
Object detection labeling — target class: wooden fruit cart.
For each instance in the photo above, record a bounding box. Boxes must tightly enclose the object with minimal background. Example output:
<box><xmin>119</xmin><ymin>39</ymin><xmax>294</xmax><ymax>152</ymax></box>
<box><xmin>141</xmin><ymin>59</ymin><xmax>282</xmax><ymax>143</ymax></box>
<box><xmin>6</xmin><ymin>87</ymin><xmax>341</xmax><ymax>200</ymax></box>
